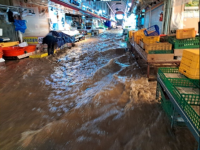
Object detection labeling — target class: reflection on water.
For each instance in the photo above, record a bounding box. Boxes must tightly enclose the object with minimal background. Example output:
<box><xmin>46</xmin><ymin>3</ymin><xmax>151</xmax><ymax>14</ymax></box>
<box><xmin>0</xmin><ymin>30</ymin><xmax>195</xmax><ymax>150</ymax></box>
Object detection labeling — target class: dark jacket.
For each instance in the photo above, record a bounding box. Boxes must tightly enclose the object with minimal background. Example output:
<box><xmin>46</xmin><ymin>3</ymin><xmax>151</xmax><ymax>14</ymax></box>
<box><xmin>42</xmin><ymin>35</ymin><xmax>57</xmax><ymax>45</ymax></box>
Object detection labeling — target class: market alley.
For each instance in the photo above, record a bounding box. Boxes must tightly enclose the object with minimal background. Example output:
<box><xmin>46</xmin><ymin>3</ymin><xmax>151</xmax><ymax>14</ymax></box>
<box><xmin>0</xmin><ymin>30</ymin><xmax>196</xmax><ymax>150</ymax></box>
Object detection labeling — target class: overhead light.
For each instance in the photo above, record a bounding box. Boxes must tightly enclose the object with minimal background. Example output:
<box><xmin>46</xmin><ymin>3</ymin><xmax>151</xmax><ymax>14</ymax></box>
<box><xmin>116</xmin><ymin>14</ymin><xmax>124</xmax><ymax>19</ymax></box>
<box><xmin>128</xmin><ymin>3</ymin><xmax>131</xmax><ymax>7</ymax></box>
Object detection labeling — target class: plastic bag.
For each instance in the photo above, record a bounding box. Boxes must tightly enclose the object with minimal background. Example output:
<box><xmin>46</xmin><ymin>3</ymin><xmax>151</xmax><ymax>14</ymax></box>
<box><xmin>14</xmin><ymin>20</ymin><xmax>27</xmax><ymax>33</ymax></box>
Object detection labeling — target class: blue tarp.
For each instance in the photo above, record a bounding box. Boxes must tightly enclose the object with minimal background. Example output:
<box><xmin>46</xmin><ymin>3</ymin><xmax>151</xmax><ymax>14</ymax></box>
<box><xmin>14</xmin><ymin>20</ymin><xmax>27</xmax><ymax>33</ymax></box>
<box><xmin>49</xmin><ymin>31</ymin><xmax>75</xmax><ymax>48</ymax></box>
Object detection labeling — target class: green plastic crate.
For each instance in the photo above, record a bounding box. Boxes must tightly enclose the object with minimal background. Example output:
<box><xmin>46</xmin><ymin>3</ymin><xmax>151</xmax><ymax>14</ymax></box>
<box><xmin>170</xmin><ymin>85</ymin><xmax>200</xmax><ymax>131</ymax></box>
<box><xmin>168</xmin><ymin>36</ymin><xmax>200</xmax><ymax>49</ymax></box>
<box><xmin>158</xmin><ymin>67</ymin><xmax>200</xmax><ymax>88</ymax></box>
<box><xmin>158</xmin><ymin>68</ymin><xmax>200</xmax><ymax>131</ymax></box>
<box><xmin>158</xmin><ymin>83</ymin><xmax>174</xmax><ymax>118</ymax></box>
<box><xmin>148</xmin><ymin>50</ymin><xmax>173</xmax><ymax>54</ymax></box>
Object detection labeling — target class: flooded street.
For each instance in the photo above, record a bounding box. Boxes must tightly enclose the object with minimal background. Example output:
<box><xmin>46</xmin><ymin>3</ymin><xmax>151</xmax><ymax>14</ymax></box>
<box><xmin>0</xmin><ymin>30</ymin><xmax>195</xmax><ymax>150</ymax></box>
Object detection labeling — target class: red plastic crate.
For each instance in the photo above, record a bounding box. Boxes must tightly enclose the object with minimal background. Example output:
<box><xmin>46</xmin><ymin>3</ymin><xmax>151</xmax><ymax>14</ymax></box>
<box><xmin>24</xmin><ymin>45</ymin><xmax>36</xmax><ymax>53</ymax></box>
<box><xmin>0</xmin><ymin>47</ymin><xmax>2</xmax><ymax>58</ymax></box>
<box><xmin>2</xmin><ymin>47</ymin><xmax>25</xmax><ymax>57</ymax></box>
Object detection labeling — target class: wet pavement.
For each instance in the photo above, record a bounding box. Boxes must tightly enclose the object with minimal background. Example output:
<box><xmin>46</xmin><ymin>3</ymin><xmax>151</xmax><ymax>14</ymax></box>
<box><xmin>0</xmin><ymin>30</ymin><xmax>196</xmax><ymax>150</ymax></box>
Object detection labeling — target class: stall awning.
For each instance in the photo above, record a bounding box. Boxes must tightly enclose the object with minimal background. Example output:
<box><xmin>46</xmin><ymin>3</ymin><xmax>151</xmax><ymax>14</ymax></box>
<box><xmin>51</xmin><ymin>0</ymin><xmax>109</xmax><ymax>21</ymax></box>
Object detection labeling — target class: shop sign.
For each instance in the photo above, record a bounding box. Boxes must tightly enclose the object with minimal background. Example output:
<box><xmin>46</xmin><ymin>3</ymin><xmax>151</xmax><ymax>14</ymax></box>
<box><xmin>38</xmin><ymin>37</ymin><xmax>44</xmax><ymax>44</ymax></box>
<box><xmin>23</xmin><ymin>37</ymin><xmax>44</xmax><ymax>44</ymax></box>
<box><xmin>23</xmin><ymin>37</ymin><xmax>38</xmax><ymax>44</ymax></box>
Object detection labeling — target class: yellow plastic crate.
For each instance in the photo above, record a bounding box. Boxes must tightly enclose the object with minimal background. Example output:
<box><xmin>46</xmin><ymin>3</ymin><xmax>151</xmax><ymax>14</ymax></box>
<box><xmin>135</xmin><ymin>36</ymin><xmax>142</xmax><ymax>44</ymax></box>
<box><xmin>182</xmin><ymin>49</ymin><xmax>199</xmax><ymax>62</ymax></box>
<box><xmin>179</xmin><ymin>63</ymin><xmax>199</xmax><ymax>79</ymax></box>
<box><xmin>144</xmin><ymin>42</ymin><xmax>172</xmax><ymax>52</ymax></box>
<box><xmin>29</xmin><ymin>53</ymin><xmax>48</xmax><ymax>58</ymax></box>
<box><xmin>87</xmin><ymin>33</ymin><xmax>91</xmax><ymax>36</ymax></box>
<box><xmin>181</xmin><ymin>57</ymin><xmax>199</xmax><ymax>69</ymax></box>
<box><xmin>0</xmin><ymin>41</ymin><xmax>19</xmax><ymax>47</ymax></box>
<box><xmin>134</xmin><ymin>29</ymin><xmax>146</xmax><ymax>42</ymax></box>
<box><xmin>129</xmin><ymin>30</ymin><xmax>135</xmax><ymax>38</ymax></box>
<box><xmin>176</xmin><ymin>28</ymin><xmax>196</xmax><ymax>39</ymax></box>
<box><xmin>129</xmin><ymin>31</ymin><xmax>132</xmax><ymax>38</ymax></box>
<box><xmin>143</xmin><ymin>36</ymin><xmax>160</xmax><ymax>44</ymax></box>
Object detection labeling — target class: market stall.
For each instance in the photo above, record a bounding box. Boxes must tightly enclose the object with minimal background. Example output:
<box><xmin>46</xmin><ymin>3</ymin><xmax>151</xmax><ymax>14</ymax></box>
<box><xmin>129</xmin><ymin>25</ymin><xmax>199</xmax><ymax>79</ymax></box>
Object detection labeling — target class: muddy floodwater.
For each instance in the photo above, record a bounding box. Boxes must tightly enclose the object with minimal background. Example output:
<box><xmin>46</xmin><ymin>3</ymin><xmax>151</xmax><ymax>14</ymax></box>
<box><xmin>0</xmin><ymin>30</ymin><xmax>196</xmax><ymax>150</ymax></box>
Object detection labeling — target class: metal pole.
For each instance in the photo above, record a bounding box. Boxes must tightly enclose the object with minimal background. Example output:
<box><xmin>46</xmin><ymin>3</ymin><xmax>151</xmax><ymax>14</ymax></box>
<box><xmin>106</xmin><ymin>2</ymin><xmax>115</xmax><ymax>16</ymax></box>
<box><xmin>149</xmin><ymin>0</ymin><xmax>152</xmax><ymax>27</ymax></box>
<box><xmin>161</xmin><ymin>0</ymin><xmax>166</xmax><ymax>34</ymax></box>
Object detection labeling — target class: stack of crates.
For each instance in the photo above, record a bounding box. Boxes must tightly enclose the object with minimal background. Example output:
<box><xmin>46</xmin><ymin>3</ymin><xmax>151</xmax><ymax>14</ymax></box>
<box><xmin>133</xmin><ymin>29</ymin><xmax>146</xmax><ymax>44</ymax></box>
<box><xmin>168</xmin><ymin>28</ymin><xmax>199</xmax><ymax>49</ymax></box>
<box><xmin>179</xmin><ymin>50</ymin><xmax>199</xmax><ymax>79</ymax></box>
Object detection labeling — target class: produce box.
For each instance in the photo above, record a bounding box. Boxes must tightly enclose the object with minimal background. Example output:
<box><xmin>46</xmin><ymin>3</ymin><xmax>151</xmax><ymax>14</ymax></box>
<box><xmin>176</xmin><ymin>28</ymin><xmax>196</xmax><ymax>39</ymax></box>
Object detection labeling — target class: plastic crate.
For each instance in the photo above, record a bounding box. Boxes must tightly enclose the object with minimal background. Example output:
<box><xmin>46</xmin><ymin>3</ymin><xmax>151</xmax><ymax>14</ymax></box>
<box><xmin>158</xmin><ymin>67</ymin><xmax>200</xmax><ymax>88</ymax></box>
<box><xmin>176</xmin><ymin>28</ymin><xmax>196</xmax><ymax>39</ymax></box>
<box><xmin>0</xmin><ymin>47</ymin><xmax>2</xmax><ymax>58</ymax></box>
<box><xmin>134</xmin><ymin>29</ymin><xmax>146</xmax><ymax>42</ymax></box>
<box><xmin>144</xmin><ymin>42</ymin><xmax>172</xmax><ymax>53</ymax></box>
<box><xmin>182</xmin><ymin>49</ymin><xmax>199</xmax><ymax>62</ymax></box>
<box><xmin>142</xmin><ymin>36</ymin><xmax>160</xmax><ymax>44</ymax></box>
<box><xmin>168</xmin><ymin>36</ymin><xmax>200</xmax><ymax>49</ymax></box>
<box><xmin>157</xmin><ymin>83</ymin><xmax>174</xmax><ymax>118</ymax></box>
<box><xmin>145</xmin><ymin>42</ymin><xmax>172</xmax><ymax>51</ymax></box>
<box><xmin>158</xmin><ymin>74</ymin><xmax>200</xmax><ymax>131</ymax></box>
<box><xmin>2</xmin><ymin>47</ymin><xmax>25</xmax><ymax>57</ymax></box>
<box><xmin>144</xmin><ymin>25</ymin><xmax>160</xmax><ymax>36</ymax></box>
<box><xmin>24</xmin><ymin>45</ymin><xmax>36</xmax><ymax>53</ymax></box>
<box><xmin>0</xmin><ymin>41</ymin><xmax>19</xmax><ymax>47</ymax></box>
<box><xmin>129</xmin><ymin>30</ymin><xmax>135</xmax><ymax>38</ymax></box>
<box><xmin>181</xmin><ymin>57</ymin><xmax>199</xmax><ymax>69</ymax></box>
<box><xmin>166</xmin><ymin>78</ymin><xmax>200</xmax><ymax>130</ymax></box>
<box><xmin>135</xmin><ymin>36</ymin><xmax>142</xmax><ymax>44</ymax></box>
<box><xmin>148</xmin><ymin>50</ymin><xmax>173</xmax><ymax>54</ymax></box>
<box><xmin>179</xmin><ymin>64</ymin><xmax>199</xmax><ymax>79</ymax></box>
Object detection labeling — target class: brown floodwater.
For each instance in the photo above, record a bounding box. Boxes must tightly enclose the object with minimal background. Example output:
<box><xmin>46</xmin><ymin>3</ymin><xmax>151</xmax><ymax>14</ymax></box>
<box><xmin>0</xmin><ymin>30</ymin><xmax>196</xmax><ymax>150</ymax></box>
